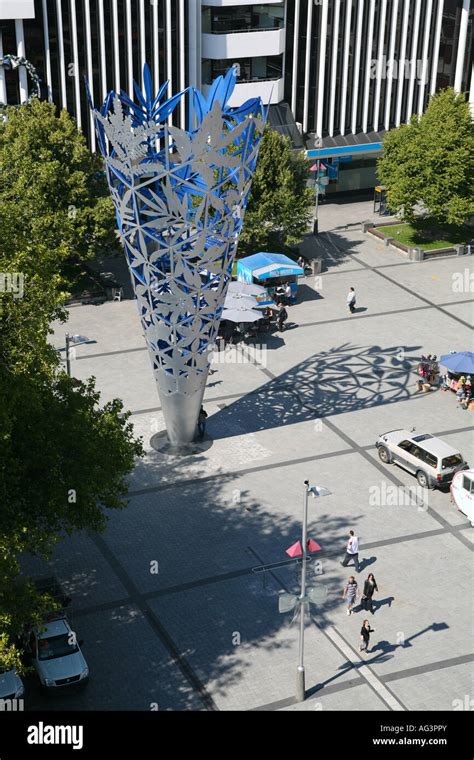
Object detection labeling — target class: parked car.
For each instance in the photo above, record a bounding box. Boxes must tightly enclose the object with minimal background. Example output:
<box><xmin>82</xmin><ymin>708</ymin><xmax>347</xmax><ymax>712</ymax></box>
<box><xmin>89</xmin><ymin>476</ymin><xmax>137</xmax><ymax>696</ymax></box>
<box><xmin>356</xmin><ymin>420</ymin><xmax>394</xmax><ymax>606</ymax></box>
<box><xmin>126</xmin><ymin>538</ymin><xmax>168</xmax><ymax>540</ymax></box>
<box><xmin>23</xmin><ymin>616</ymin><xmax>89</xmax><ymax>692</ymax></box>
<box><xmin>450</xmin><ymin>469</ymin><xmax>474</xmax><ymax>526</ymax></box>
<box><xmin>375</xmin><ymin>430</ymin><xmax>469</xmax><ymax>489</ymax></box>
<box><xmin>0</xmin><ymin>667</ymin><xmax>25</xmax><ymax>702</ymax></box>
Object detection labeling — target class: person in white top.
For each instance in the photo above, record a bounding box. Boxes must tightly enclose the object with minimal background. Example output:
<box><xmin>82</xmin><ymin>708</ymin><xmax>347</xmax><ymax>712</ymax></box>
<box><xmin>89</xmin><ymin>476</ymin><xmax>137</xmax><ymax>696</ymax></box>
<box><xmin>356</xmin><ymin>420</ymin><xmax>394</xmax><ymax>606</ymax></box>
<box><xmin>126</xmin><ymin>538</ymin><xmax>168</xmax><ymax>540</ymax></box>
<box><xmin>340</xmin><ymin>530</ymin><xmax>360</xmax><ymax>572</ymax></box>
<box><xmin>346</xmin><ymin>287</ymin><xmax>356</xmax><ymax>313</ymax></box>
<box><xmin>285</xmin><ymin>283</ymin><xmax>292</xmax><ymax>304</ymax></box>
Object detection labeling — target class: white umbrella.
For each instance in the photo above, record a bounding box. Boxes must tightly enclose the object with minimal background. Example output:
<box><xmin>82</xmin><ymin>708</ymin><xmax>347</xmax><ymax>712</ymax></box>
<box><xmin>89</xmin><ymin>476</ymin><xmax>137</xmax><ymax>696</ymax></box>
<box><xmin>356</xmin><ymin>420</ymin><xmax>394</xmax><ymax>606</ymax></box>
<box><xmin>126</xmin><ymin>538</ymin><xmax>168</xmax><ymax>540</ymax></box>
<box><xmin>224</xmin><ymin>292</ymin><xmax>259</xmax><ymax>311</ymax></box>
<box><xmin>228</xmin><ymin>280</ymin><xmax>267</xmax><ymax>297</ymax></box>
<box><xmin>221</xmin><ymin>308</ymin><xmax>262</xmax><ymax>323</ymax></box>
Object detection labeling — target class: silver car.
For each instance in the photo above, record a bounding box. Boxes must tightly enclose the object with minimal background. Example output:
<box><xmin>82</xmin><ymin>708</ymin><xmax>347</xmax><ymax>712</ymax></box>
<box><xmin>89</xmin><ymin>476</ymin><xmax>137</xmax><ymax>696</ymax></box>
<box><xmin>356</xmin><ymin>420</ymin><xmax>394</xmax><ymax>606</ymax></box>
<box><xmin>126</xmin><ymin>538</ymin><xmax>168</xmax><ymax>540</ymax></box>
<box><xmin>376</xmin><ymin>430</ymin><xmax>469</xmax><ymax>489</ymax></box>
<box><xmin>24</xmin><ymin>616</ymin><xmax>89</xmax><ymax>692</ymax></box>
<box><xmin>0</xmin><ymin>668</ymin><xmax>25</xmax><ymax>704</ymax></box>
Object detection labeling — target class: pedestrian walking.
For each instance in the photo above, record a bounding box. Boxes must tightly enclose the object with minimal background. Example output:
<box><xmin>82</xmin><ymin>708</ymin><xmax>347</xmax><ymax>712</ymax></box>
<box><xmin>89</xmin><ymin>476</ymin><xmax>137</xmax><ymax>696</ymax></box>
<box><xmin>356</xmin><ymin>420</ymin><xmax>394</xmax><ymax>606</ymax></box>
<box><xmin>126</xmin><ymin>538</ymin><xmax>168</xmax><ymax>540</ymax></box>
<box><xmin>361</xmin><ymin>573</ymin><xmax>378</xmax><ymax>614</ymax></box>
<box><xmin>359</xmin><ymin>620</ymin><xmax>375</xmax><ymax>654</ymax></box>
<box><xmin>342</xmin><ymin>575</ymin><xmax>359</xmax><ymax>615</ymax></box>
<box><xmin>285</xmin><ymin>283</ymin><xmax>292</xmax><ymax>304</ymax></box>
<box><xmin>340</xmin><ymin>530</ymin><xmax>360</xmax><ymax>572</ymax></box>
<box><xmin>277</xmin><ymin>302</ymin><xmax>288</xmax><ymax>332</ymax></box>
<box><xmin>346</xmin><ymin>287</ymin><xmax>356</xmax><ymax>314</ymax></box>
<box><xmin>197</xmin><ymin>406</ymin><xmax>208</xmax><ymax>439</ymax></box>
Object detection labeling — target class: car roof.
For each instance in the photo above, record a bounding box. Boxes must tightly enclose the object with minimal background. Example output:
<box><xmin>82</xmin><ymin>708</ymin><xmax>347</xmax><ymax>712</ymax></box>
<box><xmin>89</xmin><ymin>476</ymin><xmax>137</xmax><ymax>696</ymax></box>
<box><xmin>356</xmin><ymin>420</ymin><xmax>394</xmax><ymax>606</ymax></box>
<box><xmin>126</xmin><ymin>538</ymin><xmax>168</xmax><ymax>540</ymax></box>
<box><xmin>410</xmin><ymin>434</ymin><xmax>461</xmax><ymax>458</ymax></box>
<box><xmin>385</xmin><ymin>430</ymin><xmax>463</xmax><ymax>458</ymax></box>
<box><xmin>37</xmin><ymin>618</ymin><xmax>69</xmax><ymax>638</ymax></box>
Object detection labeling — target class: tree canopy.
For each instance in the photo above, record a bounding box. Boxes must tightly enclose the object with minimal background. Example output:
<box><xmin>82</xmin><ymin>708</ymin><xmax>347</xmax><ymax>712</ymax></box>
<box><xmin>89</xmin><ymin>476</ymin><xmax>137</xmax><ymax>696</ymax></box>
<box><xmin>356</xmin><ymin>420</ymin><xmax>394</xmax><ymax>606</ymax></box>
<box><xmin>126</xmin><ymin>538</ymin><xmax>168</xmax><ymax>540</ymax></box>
<box><xmin>239</xmin><ymin>127</ymin><xmax>313</xmax><ymax>255</ymax></box>
<box><xmin>0</xmin><ymin>99</ymin><xmax>119</xmax><ymax>294</ymax></box>
<box><xmin>0</xmin><ymin>102</ymin><xmax>143</xmax><ymax>671</ymax></box>
<box><xmin>377</xmin><ymin>88</ymin><xmax>474</xmax><ymax>226</ymax></box>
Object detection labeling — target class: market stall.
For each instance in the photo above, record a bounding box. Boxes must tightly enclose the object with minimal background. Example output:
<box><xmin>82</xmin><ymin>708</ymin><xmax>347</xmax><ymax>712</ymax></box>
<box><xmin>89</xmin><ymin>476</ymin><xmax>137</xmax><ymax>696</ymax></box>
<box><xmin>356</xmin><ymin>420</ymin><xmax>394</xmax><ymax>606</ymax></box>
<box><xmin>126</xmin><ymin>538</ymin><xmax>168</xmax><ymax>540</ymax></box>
<box><xmin>237</xmin><ymin>253</ymin><xmax>304</xmax><ymax>305</ymax></box>
<box><xmin>440</xmin><ymin>352</ymin><xmax>474</xmax><ymax>410</ymax></box>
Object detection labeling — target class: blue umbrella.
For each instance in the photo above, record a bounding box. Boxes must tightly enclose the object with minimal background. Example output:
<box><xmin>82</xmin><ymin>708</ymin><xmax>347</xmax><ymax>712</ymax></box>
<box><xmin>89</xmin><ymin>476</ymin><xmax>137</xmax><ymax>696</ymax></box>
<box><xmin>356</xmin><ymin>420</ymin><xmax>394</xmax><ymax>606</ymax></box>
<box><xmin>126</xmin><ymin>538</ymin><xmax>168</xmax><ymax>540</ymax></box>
<box><xmin>440</xmin><ymin>352</ymin><xmax>474</xmax><ymax>374</ymax></box>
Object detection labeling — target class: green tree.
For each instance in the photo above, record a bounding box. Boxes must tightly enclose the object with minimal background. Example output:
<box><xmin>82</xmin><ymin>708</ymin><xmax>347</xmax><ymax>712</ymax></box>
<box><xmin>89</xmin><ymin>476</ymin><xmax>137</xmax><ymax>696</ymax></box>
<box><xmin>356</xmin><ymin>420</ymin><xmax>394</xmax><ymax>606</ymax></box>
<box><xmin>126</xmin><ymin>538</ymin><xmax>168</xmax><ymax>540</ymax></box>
<box><xmin>239</xmin><ymin>127</ymin><xmax>313</xmax><ymax>255</ymax></box>
<box><xmin>0</xmin><ymin>102</ymin><xmax>143</xmax><ymax>670</ymax></box>
<box><xmin>0</xmin><ymin>338</ymin><xmax>144</xmax><ymax>669</ymax></box>
<box><xmin>378</xmin><ymin>88</ymin><xmax>474</xmax><ymax>226</ymax></box>
<box><xmin>0</xmin><ymin>99</ymin><xmax>118</xmax><ymax>294</ymax></box>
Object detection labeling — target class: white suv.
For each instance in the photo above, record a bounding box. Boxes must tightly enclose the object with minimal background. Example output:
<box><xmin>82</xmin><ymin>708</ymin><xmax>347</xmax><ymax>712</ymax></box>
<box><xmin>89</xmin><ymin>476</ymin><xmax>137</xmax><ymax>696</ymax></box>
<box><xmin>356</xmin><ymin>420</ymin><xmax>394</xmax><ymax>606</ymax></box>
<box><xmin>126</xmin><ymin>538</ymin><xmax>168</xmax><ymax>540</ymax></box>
<box><xmin>23</xmin><ymin>616</ymin><xmax>89</xmax><ymax>692</ymax></box>
<box><xmin>376</xmin><ymin>430</ymin><xmax>469</xmax><ymax>489</ymax></box>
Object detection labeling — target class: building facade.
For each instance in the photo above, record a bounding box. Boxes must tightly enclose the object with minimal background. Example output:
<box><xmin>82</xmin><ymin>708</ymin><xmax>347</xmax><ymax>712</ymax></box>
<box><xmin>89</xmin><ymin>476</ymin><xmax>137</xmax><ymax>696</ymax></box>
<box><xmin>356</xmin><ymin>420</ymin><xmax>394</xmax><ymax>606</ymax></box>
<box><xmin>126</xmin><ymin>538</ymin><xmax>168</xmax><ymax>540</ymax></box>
<box><xmin>1</xmin><ymin>1</ymin><xmax>472</xmax><ymax>176</ymax></box>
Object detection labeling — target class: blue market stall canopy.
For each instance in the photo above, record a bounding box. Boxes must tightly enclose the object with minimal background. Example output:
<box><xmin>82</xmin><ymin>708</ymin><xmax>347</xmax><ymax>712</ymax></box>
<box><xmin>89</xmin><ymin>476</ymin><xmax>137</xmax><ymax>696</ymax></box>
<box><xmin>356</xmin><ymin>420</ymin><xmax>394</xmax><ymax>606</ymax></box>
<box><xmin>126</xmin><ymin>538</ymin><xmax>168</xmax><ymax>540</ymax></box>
<box><xmin>440</xmin><ymin>352</ymin><xmax>474</xmax><ymax>374</ymax></box>
<box><xmin>237</xmin><ymin>253</ymin><xmax>304</xmax><ymax>282</ymax></box>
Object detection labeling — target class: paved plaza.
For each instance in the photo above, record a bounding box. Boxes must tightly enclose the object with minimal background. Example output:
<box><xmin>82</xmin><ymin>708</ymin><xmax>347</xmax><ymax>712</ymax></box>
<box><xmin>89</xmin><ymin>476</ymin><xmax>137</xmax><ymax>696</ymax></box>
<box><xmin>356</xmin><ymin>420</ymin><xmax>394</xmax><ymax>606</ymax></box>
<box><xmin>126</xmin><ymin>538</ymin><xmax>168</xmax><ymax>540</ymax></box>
<box><xmin>25</xmin><ymin>200</ymin><xmax>473</xmax><ymax>711</ymax></box>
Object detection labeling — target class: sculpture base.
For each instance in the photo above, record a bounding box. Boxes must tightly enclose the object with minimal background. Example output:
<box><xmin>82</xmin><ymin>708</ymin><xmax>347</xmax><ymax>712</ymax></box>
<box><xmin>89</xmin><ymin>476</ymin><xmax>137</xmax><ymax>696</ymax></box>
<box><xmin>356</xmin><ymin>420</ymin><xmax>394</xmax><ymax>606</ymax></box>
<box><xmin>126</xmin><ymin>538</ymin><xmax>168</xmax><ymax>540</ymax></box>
<box><xmin>150</xmin><ymin>430</ymin><xmax>213</xmax><ymax>457</ymax></box>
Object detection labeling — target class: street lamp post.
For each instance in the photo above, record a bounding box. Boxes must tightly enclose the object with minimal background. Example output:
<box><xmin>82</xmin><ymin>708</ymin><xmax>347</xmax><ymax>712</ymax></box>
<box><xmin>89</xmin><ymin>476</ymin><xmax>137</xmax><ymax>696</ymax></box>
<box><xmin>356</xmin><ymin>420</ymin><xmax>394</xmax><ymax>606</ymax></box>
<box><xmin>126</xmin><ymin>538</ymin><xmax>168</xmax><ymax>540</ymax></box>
<box><xmin>65</xmin><ymin>333</ymin><xmax>71</xmax><ymax>377</ymax></box>
<box><xmin>296</xmin><ymin>480</ymin><xmax>311</xmax><ymax>702</ymax></box>
<box><xmin>313</xmin><ymin>135</ymin><xmax>322</xmax><ymax>236</ymax></box>
<box><xmin>294</xmin><ymin>479</ymin><xmax>331</xmax><ymax>703</ymax></box>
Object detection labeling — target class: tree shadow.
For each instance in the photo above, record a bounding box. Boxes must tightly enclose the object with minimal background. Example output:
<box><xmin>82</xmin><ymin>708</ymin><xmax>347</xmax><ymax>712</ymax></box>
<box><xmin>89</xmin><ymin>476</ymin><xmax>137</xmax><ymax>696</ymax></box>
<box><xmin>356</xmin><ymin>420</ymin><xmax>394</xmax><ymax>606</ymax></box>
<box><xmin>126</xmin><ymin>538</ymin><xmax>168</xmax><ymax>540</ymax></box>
<box><xmin>298</xmin><ymin>231</ymin><xmax>362</xmax><ymax>272</ymax></box>
<box><xmin>19</xmin><ymin>453</ymin><xmax>367</xmax><ymax>711</ymax></box>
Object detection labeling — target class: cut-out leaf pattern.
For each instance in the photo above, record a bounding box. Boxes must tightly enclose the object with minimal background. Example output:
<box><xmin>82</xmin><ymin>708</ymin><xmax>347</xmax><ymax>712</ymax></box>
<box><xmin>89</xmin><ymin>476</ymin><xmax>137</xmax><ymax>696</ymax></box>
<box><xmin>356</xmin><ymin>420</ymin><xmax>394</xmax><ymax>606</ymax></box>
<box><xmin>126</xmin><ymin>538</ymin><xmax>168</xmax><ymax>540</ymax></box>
<box><xmin>90</xmin><ymin>63</ymin><xmax>265</xmax><ymax>395</ymax></box>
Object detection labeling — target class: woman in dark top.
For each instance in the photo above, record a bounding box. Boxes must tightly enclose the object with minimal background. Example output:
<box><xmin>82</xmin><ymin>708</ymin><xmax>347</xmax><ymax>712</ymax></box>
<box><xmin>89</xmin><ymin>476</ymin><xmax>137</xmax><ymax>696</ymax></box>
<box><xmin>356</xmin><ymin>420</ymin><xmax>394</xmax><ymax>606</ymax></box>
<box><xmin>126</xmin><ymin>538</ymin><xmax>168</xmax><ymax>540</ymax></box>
<box><xmin>362</xmin><ymin>573</ymin><xmax>378</xmax><ymax>614</ymax></box>
<box><xmin>360</xmin><ymin>620</ymin><xmax>374</xmax><ymax>654</ymax></box>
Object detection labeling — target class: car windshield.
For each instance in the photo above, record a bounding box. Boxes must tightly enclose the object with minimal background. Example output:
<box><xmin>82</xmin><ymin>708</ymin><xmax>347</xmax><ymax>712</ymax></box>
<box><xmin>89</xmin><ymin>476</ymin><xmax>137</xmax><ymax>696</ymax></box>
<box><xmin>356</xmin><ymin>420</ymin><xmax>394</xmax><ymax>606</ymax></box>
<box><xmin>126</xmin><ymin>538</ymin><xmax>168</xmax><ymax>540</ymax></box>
<box><xmin>38</xmin><ymin>634</ymin><xmax>78</xmax><ymax>661</ymax></box>
<box><xmin>442</xmin><ymin>454</ymin><xmax>463</xmax><ymax>469</ymax></box>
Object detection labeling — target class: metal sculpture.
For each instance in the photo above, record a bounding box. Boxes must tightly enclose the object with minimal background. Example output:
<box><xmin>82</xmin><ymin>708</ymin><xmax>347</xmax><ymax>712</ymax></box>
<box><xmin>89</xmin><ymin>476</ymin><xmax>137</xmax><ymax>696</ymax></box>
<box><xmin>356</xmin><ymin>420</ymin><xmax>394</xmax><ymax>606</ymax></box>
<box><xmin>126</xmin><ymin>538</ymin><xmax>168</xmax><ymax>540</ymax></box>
<box><xmin>89</xmin><ymin>66</ymin><xmax>265</xmax><ymax>445</ymax></box>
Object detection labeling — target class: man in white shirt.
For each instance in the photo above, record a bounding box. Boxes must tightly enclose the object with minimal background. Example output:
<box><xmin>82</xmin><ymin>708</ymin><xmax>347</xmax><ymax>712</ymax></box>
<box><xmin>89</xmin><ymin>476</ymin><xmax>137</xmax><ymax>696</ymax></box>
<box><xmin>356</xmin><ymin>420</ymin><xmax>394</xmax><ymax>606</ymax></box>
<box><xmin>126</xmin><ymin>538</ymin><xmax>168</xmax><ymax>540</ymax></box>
<box><xmin>346</xmin><ymin>287</ymin><xmax>356</xmax><ymax>313</ymax></box>
<box><xmin>285</xmin><ymin>283</ymin><xmax>292</xmax><ymax>304</ymax></box>
<box><xmin>340</xmin><ymin>530</ymin><xmax>360</xmax><ymax>572</ymax></box>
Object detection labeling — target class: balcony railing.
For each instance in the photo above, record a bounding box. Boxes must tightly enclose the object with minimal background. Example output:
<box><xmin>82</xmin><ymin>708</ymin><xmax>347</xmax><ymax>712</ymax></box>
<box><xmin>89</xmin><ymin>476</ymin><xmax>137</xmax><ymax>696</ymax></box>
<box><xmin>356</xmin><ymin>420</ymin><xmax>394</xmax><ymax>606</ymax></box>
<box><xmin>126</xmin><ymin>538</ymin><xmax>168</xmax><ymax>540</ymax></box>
<box><xmin>209</xmin><ymin>22</ymin><xmax>284</xmax><ymax>35</ymax></box>
<box><xmin>204</xmin><ymin>73</ymin><xmax>282</xmax><ymax>86</ymax></box>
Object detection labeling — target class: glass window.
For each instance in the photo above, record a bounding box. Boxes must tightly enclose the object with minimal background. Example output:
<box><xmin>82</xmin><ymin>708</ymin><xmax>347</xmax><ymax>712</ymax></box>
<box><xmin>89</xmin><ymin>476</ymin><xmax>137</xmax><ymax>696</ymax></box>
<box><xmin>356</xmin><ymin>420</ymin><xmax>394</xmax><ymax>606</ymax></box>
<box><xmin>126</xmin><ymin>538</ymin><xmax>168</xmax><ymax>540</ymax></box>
<box><xmin>201</xmin><ymin>55</ymin><xmax>283</xmax><ymax>84</ymax></box>
<box><xmin>409</xmin><ymin>446</ymin><xmax>424</xmax><ymax>460</ymax></box>
<box><xmin>202</xmin><ymin>4</ymin><xmax>284</xmax><ymax>34</ymax></box>
<box><xmin>398</xmin><ymin>440</ymin><xmax>412</xmax><ymax>451</ymax></box>
<box><xmin>417</xmin><ymin>449</ymin><xmax>438</xmax><ymax>468</ymax></box>
<box><xmin>38</xmin><ymin>634</ymin><xmax>79</xmax><ymax>661</ymax></box>
<box><xmin>442</xmin><ymin>454</ymin><xmax>463</xmax><ymax>469</ymax></box>
<box><xmin>462</xmin><ymin>475</ymin><xmax>474</xmax><ymax>493</ymax></box>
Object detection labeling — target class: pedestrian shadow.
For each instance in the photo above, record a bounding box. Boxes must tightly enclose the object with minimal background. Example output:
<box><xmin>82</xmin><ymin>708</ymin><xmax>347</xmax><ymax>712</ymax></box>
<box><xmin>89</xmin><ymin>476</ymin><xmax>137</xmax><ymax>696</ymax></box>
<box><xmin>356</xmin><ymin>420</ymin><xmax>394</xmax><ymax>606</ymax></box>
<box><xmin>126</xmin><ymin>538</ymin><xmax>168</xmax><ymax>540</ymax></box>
<box><xmin>308</xmin><ymin>620</ymin><xmax>448</xmax><ymax>696</ymax></box>
<box><xmin>370</xmin><ymin>639</ymin><xmax>398</xmax><ymax>655</ymax></box>
<box><xmin>358</xmin><ymin>556</ymin><xmax>377</xmax><ymax>572</ymax></box>
<box><xmin>353</xmin><ymin>306</ymin><xmax>368</xmax><ymax>314</ymax></box>
<box><xmin>373</xmin><ymin>595</ymin><xmax>395</xmax><ymax>612</ymax></box>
